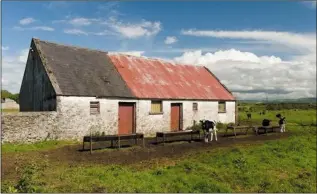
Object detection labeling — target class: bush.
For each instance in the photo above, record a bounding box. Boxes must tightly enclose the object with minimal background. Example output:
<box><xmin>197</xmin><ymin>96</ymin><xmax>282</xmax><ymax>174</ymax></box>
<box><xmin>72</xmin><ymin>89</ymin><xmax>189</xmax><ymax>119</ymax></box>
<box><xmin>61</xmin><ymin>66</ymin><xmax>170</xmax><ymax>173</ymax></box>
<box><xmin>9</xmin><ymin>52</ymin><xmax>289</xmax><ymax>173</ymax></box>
<box><xmin>216</xmin><ymin>122</ymin><xmax>226</xmax><ymax>130</ymax></box>
<box><xmin>186</xmin><ymin>122</ymin><xmax>202</xmax><ymax>132</ymax></box>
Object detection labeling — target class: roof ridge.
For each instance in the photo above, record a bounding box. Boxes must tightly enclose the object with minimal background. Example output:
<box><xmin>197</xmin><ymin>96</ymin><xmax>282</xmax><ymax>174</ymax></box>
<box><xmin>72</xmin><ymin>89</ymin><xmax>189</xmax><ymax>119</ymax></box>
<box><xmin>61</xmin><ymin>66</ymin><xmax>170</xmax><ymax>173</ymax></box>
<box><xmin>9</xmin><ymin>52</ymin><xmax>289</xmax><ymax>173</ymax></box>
<box><xmin>33</xmin><ymin>38</ymin><xmax>206</xmax><ymax>69</ymax></box>
<box><xmin>32</xmin><ymin>38</ymin><xmax>108</xmax><ymax>54</ymax></box>
<box><xmin>108</xmin><ymin>52</ymin><xmax>205</xmax><ymax>68</ymax></box>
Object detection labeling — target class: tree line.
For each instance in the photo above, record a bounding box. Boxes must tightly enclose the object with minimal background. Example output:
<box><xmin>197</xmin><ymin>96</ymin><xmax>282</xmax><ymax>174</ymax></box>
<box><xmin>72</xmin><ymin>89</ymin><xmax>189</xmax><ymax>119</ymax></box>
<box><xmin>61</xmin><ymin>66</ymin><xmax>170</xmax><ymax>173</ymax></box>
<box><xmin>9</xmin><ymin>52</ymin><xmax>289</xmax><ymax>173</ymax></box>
<box><xmin>238</xmin><ymin>102</ymin><xmax>316</xmax><ymax>112</ymax></box>
<box><xmin>1</xmin><ymin>90</ymin><xmax>19</xmax><ymax>103</ymax></box>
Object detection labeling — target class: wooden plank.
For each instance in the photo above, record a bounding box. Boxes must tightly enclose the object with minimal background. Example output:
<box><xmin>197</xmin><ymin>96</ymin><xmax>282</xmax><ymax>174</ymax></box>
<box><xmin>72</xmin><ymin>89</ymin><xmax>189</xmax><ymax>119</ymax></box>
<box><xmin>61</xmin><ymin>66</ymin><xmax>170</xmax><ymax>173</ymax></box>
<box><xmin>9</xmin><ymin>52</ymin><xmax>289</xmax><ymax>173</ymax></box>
<box><xmin>83</xmin><ymin>133</ymin><xmax>144</xmax><ymax>142</ymax></box>
<box><xmin>90</xmin><ymin>128</ymin><xmax>92</xmax><ymax>154</ymax></box>
<box><xmin>156</xmin><ymin>130</ymin><xmax>200</xmax><ymax>138</ymax></box>
<box><xmin>82</xmin><ymin>133</ymin><xmax>144</xmax><ymax>152</ymax></box>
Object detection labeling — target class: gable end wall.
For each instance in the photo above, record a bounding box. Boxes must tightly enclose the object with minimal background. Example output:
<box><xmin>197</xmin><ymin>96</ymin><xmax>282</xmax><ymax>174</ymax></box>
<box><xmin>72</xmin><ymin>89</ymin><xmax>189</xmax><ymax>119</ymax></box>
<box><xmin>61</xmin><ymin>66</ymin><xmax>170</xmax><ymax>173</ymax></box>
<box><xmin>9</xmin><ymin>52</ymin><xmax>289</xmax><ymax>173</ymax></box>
<box><xmin>19</xmin><ymin>41</ymin><xmax>57</xmax><ymax>111</ymax></box>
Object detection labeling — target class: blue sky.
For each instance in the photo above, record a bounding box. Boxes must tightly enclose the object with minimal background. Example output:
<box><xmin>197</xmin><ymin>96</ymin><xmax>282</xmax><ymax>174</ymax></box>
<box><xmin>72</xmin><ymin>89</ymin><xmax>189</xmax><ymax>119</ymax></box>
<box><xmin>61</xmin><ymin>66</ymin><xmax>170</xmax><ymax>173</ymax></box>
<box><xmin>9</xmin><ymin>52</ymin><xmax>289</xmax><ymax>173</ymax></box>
<box><xmin>2</xmin><ymin>1</ymin><xmax>316</xmax><ymax>100</ymax></box>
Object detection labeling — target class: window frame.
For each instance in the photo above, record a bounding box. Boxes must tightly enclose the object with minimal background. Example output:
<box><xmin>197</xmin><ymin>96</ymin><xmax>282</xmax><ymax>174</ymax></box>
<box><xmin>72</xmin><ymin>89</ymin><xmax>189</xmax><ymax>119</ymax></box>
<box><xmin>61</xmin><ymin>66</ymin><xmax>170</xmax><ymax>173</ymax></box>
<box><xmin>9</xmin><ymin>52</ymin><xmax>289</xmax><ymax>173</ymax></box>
<box><xmin>193</xmin><ymin>102</ymin><xmax>198</xmax><ymax>111</ymax></box>
<box><xmin>149</xmin><ymin>100</ymin><xmax>163</xmax><ymax>115</ymax></box>
<box><xmin>218</xmin><ymin>101</ymin><xmax>226</xmax><ymax>113</ymax></box>
<box><xmin>90</xmin><ymin>101</ymin><xmax>100</xmax><ymax>115</ymax></box>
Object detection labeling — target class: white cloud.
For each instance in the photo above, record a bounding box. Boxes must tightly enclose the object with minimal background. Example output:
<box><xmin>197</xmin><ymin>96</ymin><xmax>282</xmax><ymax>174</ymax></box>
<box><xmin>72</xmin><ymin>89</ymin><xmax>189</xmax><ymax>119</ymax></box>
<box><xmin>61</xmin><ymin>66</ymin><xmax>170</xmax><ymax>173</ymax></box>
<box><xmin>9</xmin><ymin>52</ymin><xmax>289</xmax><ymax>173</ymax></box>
<box><xmin>19</xmin><ymin>17</ymin><xmax>36</xmax><ymax>25</ymax></box>
<box><xmin>64</xmin><ymin>29</ymin><xmax>88</xmax><ymax>35</ymax></box>
<box><xmin>181</xmin><ymin>30</ymin><xmax>316</xmax><ymax>53</ymax></box>
<box><xmin>173</xmin><ymin>49</ymin><xmax>316</xmax><ymax>100</ymax></box>
<box><xmin>13</xmin><ymin>26</ymin><xmax>54</xmax><ymax>31</ymax></box>
<box><xmin>104</xmin><ymin>17</ymin><xmax>162</xmax><ymax>39</ymax></box>
<box><xmin>53</xmin><ymin>17</ymin><xmax>100</xmax><ymax>26</ymax></box>
<box><xmin>32</xmin><ymin>26</ymin><xmax>55</xmax><ymax>31</ymax></box>
<box><xmin>91</xmin><ymin>30</ymin><xmax>117</xmax><ymax>36</ymax></box>
<box><xmin>109</xmin><ymin>51</ymin><xmax>145</xmax><ymax>57</ymax></box>
<box><xmin>164</xmin><ymin>36</ymin><xmax>178</xmax><ymax>44</ymax></box>
<box><xmin>2</xmin><ymin>49</ymin><xmax>29</xmax><ymax>93</ymax></box>
<box><xmin>2</xmin><ymin>46</ymin><xmax>9</xmax><ymax>51</ymax></box>
<box><xmin>69</xmin><ymin>17</ymin><xmax>100</xmax><ymax>26</ymax></box>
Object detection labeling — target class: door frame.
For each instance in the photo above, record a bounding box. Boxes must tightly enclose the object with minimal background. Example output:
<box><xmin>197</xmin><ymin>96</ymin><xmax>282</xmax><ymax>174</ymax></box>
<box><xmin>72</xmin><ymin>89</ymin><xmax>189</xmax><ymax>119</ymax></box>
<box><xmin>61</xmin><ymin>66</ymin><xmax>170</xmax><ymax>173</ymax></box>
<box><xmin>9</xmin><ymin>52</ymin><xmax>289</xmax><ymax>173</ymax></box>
<box><xmin>118</xmin><ymin>102</ymin><xmax>136</xmax><ymax>134</ymax></box>
<box><xmin>170</xmin><ymin>103</ymin><xmax>183</xmax><ymax>131</ymax></box>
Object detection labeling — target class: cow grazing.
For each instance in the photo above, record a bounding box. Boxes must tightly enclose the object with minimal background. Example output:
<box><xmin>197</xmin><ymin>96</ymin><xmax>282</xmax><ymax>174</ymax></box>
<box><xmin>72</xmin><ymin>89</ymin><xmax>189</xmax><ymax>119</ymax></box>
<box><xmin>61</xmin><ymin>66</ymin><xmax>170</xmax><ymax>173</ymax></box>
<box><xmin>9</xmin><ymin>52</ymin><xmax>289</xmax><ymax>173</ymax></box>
<box><xmin>276</xmin><ymin>113</ymin><xmax>286</xmax><ymax>133</ymax></box>
<box><xmin>200</xmin><ymin>120</ymin><xmax>215</xmax><ymax>131</ymax></box>
<box><xmin>199</xmin><ymin>120</ymin><xmax>218</xmax><ymax>142</ymax></box>
<box><xmin>262</xmin><ymin>119</ymin><xmax>271</xmax><ymax>127</ymax></box>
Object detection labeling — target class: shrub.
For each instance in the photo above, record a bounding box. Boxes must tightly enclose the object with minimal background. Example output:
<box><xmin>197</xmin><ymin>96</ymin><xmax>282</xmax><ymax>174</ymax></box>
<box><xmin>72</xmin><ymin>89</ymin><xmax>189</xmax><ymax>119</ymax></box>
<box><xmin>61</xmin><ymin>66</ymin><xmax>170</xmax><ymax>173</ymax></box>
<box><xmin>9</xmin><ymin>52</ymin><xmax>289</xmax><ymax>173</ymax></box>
<box><xmin>186</xmin><ymin>122</ymin><xmax>202</xmax><ymax>132</ymax></box>
<box><xmin>216</xmin><ymin>122</ymin><xmax>226</xmax><ymax>130</ymax></box>
<box><xmin>14</xmin><ymin>164</ymin><xmax>39</xmax><ymax>193</ymax></box>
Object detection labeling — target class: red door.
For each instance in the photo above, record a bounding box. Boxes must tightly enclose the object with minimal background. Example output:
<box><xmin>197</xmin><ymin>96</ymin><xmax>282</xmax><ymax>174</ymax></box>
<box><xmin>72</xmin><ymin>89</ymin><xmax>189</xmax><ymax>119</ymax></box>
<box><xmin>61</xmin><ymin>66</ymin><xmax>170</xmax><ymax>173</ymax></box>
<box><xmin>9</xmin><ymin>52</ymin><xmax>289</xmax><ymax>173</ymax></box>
<box><xmin>171</xmin><ymin>104</ymin><xmax>181</xmax><ymax>131</ymax></box>
<box><xmin>118</xmin><ymin>103</ymin><xmax>135</xmax><ymax>135</ymax></box>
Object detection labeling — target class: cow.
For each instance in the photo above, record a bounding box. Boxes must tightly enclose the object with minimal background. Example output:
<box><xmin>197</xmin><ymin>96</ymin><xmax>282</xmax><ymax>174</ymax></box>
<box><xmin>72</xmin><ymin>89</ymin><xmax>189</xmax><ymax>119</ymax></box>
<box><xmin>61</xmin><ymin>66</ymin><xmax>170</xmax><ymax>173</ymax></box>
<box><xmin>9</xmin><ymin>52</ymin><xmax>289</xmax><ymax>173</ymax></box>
<box><xmin>200</xmin><ymin>120</ymin><xmax>218</xmax><ymax>143</ymax></box>
<box><xmin>276</xmin><ymin>113</ymin><xmax>286</xmax><ymax>133</ymax></box>
<box><xmin>262</xmin><ymin>119</ymin><xmax>271</xmax><ymax>127</ymax></box>
<box><xmin>247</xmin><ymin>113</ymin><xmax>252</xmax><ymax>119</ymax></box>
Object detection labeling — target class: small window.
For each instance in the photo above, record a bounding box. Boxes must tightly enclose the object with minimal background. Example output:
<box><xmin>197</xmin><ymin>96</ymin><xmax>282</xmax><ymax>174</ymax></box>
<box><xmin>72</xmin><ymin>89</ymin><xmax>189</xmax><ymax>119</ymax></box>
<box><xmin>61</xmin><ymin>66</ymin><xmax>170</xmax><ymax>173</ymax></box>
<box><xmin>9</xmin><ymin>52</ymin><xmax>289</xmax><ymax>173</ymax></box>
<box><xmin>90</xmin><ymin>101</ymin><xmax>100</xmax><ymax>115</ymax></box>
<box><xmin>150</xmin><ymin>100</ymin><xmax>163</xmax><ymax>114</ymax></box>
<box><xmin>193</xmin><ymin>103</ymin><xmax>198</xmax><ymax>111</ymax></box>
<box><xmin>218</xmin><ymin>101</ymin><xmax>226</xmax><ymax>113</ymax></box>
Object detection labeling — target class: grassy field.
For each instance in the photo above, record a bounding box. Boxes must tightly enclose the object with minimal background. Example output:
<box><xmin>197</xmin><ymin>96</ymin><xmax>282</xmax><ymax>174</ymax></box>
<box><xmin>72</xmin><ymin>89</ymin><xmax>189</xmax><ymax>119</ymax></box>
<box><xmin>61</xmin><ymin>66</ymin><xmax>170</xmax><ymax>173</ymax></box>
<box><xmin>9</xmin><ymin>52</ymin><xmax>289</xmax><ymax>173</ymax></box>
<box><xmin>2</xmin><ymin>140</ymin><xmax>77</xmax><ymax>153</ymax></box>
<box><xmin>238</xmin><ymin>109</ymin><xmax>316</xmax><ymax>126</ymax></box>
<box><xmin>1</xmin><ymin>108</ymin><xmax>19</xmax><ymax>113</ymax></box>
<box><xmin>1</xmin><ymin>107</ymin><xmax>316</xmax><ymax>193</ymax></box>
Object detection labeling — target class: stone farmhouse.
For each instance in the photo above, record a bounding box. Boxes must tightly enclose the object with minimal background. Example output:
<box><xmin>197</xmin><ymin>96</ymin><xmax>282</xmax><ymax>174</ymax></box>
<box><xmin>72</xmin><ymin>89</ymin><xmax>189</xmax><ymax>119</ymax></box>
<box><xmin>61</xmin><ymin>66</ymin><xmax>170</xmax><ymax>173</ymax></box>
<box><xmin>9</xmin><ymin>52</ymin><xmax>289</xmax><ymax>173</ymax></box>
<box><xmin>18</xmin><ymin>38</ymin><xmax>236</xmax><ymax>139</ymax></box>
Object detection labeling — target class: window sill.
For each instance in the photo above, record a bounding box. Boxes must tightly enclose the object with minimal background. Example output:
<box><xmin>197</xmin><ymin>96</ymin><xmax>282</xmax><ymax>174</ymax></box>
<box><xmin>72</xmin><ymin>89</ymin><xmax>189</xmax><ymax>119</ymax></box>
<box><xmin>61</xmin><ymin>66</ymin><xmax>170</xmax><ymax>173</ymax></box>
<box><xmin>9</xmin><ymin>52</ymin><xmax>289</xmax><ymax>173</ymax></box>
<box><xmin>218</xmin><ymin>111</ymin><xmax>227</xmax><ymax>113</ymax></box>
<box><xmin>149</xmin><ymin>112</ymin><xmax>164</xmax><ymax>115</ymax></box>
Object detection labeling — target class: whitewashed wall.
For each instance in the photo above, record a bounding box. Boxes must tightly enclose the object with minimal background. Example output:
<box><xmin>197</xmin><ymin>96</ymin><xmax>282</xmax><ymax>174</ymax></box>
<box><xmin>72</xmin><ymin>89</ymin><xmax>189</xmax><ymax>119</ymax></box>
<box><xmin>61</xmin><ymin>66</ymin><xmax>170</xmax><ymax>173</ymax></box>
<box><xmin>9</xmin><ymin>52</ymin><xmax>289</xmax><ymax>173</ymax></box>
<box><xmin>2</xmin><ymin>96</ymin><xmax>236</xmax><ymax>142</ymax></box>
<box><xmin>57</xmin><ymin>96</ymin><xmax>236</xmax><ymax>137</ymax></box>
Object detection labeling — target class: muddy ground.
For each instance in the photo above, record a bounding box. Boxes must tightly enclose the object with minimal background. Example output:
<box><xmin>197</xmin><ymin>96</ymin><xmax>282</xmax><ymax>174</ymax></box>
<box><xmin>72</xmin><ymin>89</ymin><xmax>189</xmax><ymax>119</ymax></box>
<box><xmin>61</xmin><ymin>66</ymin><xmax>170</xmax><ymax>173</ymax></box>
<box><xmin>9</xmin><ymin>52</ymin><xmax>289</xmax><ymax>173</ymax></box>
<box><xmin>2</xmin><ymin>131</ymin><xmax>290</xmax><ymax>182</ymax></box>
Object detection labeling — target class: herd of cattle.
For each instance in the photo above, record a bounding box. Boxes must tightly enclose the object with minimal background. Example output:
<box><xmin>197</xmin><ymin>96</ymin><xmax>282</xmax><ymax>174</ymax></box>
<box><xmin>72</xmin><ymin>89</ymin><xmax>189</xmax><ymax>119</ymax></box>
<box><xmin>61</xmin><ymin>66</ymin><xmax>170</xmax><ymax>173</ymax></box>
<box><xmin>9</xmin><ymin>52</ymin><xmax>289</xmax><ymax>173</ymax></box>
<box><xmin>199</xmin><ymin>112</ymin><xmax>287</xmax><ymax>143</ymax></box>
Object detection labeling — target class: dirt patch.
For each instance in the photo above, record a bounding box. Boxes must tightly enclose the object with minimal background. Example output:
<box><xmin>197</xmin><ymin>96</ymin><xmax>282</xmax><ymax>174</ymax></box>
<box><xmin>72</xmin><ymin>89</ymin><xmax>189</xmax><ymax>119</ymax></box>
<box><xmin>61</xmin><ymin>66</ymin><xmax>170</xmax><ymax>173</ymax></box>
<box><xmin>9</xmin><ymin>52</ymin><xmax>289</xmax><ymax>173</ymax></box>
<box><xmin>2</xmin><ymin>132</ymin><xmax>290</xmax><ymax>181</ymax></box>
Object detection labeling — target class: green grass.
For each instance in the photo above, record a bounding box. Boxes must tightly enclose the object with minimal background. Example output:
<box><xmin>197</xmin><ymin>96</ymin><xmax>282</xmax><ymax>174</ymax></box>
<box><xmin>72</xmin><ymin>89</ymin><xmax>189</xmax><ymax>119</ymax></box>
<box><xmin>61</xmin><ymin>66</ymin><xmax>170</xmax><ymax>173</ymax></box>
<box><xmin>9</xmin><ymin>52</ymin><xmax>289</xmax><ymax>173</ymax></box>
<box><xmin>1</xmin><ymin>108</ymin><xmax>19</xmax><ymax>113</ymax></box>
<box><xmin>239</xmin><ymin>109</ymin><xmax>316</xmax><ymax>126</ymax></box>
<box><xmin>2</xmin><ymin>125</ymin><xmax>315</xmax><ymax>193</ymax></box>
<box><xmin>2</xmin><ymin>140</ymin><xmax>77</xmax><ymax>153</ymax></box>
<box><xmin>1</xmin><ymin>107</ymin><xmax>316</xmax><ymax>193</ymax></box>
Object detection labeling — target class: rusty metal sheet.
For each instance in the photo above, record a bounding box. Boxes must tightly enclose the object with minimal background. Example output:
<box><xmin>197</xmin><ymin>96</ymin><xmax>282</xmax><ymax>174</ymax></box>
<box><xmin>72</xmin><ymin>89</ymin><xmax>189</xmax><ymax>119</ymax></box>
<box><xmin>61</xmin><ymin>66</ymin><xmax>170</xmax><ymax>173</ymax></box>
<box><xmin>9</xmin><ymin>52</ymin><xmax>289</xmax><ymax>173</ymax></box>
<box><xmin>108</xmin><ymin>54</ymin><xmax>235</xmax><ymax>100</ymax></box>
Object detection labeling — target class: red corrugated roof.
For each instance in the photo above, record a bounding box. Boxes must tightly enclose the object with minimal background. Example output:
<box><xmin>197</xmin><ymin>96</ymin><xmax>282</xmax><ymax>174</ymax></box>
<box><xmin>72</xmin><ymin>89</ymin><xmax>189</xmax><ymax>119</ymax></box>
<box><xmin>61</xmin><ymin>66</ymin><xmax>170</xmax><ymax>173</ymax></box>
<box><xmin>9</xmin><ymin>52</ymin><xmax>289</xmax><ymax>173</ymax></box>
<box><xmin>108</xmin><ymin>54</ymin><xmax>235</xmax><ymax>100</ymax></box>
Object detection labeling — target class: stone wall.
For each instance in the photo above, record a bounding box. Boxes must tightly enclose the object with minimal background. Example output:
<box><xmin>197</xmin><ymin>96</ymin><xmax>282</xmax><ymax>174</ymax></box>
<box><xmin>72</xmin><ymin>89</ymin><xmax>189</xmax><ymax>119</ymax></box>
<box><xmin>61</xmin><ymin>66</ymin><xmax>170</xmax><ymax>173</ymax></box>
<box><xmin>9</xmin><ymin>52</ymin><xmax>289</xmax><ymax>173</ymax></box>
<box><xmin>1</xmin><ymin>98</ymin><xmax>20</xmax><ymax>109</ymax></box>
<box><xmin>57</xmin><ymin>96</ymin><xmax>236</xmax><ymax>137</ymax></box>
<box><xmin>1</xmin><ymin>112</ymin><xmax>58</xmax><ymax>143</ymax></box>
<box><xmin>1</xmin><ymin>96</ymin><xmax>236</xmax><ymax>143</ymax></box>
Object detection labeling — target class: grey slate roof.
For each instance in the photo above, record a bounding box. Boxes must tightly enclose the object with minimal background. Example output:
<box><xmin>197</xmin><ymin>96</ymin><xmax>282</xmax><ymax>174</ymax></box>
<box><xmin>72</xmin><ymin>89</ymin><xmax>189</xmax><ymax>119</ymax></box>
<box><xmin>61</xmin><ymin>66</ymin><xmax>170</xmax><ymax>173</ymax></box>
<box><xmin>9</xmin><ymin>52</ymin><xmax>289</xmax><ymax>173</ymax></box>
<box><xmin>33</xmin><ymin>38</ymin><xmax>134</xmax><ymax>97</ymax></box>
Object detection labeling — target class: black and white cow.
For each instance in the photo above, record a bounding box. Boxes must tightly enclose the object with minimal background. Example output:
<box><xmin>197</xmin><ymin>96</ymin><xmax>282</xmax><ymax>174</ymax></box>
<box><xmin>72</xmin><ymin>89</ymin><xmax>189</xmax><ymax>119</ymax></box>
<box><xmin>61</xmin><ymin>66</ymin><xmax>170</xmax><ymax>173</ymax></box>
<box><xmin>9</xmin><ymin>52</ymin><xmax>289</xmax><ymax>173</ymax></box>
<box><xmin>199</xmin><ymin>119</ymin><xmax>218</xmax><ymax>142</ymax></box>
